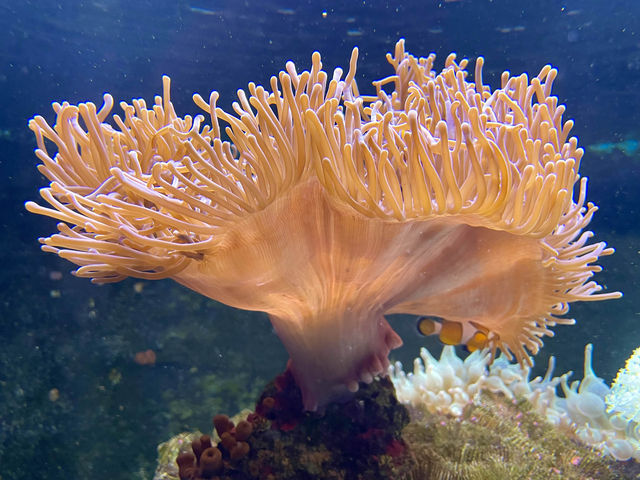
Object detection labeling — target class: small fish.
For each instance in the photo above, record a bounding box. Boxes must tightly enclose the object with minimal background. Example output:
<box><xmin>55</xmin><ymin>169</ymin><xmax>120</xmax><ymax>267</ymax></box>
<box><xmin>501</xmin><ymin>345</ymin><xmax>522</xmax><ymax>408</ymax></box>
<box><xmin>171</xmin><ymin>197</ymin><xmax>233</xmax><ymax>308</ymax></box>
<box><xmin>188</xmin><ymin>5</ymin><xmax>220</xmax><ymax>15</ymax></box>
<box><xmin>496</xmin><ymin>25</ymin><xmax>525</xmax><ymax>34</ymax></box>
<box><xmin>416</xmin><ymin>316</ymin><xmax>489</xmax><ymax>352</ymax></box>
<box><xmin>587</xmin><ymin>139</ymin><xmax>639</xmax><ymax>156</ymax></box>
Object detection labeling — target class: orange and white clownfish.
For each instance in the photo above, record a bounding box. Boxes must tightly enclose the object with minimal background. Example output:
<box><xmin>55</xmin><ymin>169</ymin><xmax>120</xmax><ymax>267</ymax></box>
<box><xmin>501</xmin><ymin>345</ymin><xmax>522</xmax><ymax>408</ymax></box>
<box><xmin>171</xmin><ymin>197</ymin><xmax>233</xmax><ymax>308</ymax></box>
<box><xmin>416</xmin><ymin>316</ymin><xmax>489</xmax><ymax>352</ymax></box>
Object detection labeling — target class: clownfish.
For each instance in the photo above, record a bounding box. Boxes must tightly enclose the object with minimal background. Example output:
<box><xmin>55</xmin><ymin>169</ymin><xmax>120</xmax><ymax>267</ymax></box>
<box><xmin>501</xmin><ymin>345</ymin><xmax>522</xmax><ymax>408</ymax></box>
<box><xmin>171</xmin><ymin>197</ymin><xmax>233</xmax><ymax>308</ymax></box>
<box><xmin>416</xmin><ymin>316</ymin><xmax>489</xmax><ymax>352</ymax></box>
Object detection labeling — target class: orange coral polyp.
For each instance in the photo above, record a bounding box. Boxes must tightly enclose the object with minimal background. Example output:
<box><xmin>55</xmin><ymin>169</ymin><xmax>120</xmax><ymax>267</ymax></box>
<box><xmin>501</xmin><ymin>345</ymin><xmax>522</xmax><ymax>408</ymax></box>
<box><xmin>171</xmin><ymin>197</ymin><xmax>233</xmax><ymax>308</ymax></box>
<box><xmin>26</xmin><ymin>40</ymin><xmax>620</xmax><ymax>410</ymax></box>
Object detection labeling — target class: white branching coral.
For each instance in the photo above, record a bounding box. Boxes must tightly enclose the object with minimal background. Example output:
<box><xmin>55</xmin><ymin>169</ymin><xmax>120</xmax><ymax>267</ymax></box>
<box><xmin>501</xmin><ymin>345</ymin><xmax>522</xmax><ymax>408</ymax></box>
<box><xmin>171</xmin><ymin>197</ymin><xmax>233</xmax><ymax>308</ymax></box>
<box><xmin>389</xmin><ymin>344</ymin><xmax>640</xmax><ymax>461</ymax></box>
<box><xmin>607</xmin><ymin>346</ymin><xmax>640</xmax><ymax>424</ymax></box>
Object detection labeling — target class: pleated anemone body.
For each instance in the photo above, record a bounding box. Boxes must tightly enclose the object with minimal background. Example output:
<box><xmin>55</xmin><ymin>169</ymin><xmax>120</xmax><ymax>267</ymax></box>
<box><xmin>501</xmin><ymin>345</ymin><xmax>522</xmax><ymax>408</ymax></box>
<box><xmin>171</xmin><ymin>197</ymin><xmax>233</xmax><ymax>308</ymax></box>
<box><xmin>26</xmin><ymin>40</ymin><xmax>620</xmax><ymax>411</ymax></box>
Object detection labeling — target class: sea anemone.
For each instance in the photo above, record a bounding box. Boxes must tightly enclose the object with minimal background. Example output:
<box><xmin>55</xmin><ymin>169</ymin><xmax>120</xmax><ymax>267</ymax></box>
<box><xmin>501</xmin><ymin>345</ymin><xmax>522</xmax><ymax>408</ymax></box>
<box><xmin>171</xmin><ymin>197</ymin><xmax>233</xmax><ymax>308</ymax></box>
<box><xmin>26</xmin><ymin>40</ymin><xmax>619</xmax><ymax>410</ymax></box>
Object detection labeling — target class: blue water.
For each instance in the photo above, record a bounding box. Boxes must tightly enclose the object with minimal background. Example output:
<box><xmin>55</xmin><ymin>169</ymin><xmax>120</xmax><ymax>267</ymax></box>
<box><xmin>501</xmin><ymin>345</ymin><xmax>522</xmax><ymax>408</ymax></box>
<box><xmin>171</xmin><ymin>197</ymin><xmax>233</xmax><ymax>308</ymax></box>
<box><xmin>0</xmin><ymin>1</ymin><xmax>639</xmax><ymax>478</ymax></box>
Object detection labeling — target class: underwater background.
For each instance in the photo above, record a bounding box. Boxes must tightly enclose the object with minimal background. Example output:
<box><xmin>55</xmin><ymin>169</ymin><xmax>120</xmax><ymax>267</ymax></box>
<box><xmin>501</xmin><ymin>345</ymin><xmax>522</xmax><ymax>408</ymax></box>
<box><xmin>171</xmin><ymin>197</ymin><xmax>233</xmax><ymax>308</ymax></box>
<box><xmin>0</xmin><ymin>0</ymin><xmax>639</xmax><ymax>479</ymax></box>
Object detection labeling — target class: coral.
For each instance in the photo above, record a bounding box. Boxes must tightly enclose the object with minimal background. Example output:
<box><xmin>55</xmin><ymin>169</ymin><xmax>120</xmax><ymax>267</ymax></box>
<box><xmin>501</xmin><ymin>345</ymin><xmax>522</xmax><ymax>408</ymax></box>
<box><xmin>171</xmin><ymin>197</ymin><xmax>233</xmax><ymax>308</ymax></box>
<box><xmin>156</xmin><ymin>371</ymin><xmax>411</xmax><ymax>480</ymax></box>
<box><xmin>176</xmin><ymin>428</ymin><xmax>253</xmax><ymax>479</ymax></box>
<box><xmin>244</xmin><ymin>371</ymin><xmax>410</xmax><ymax>479</ymax></box>
<box><xmin>390</xmin><ymin>344</ymin><xmax>640</xmax><ymax>462</ymax></box>
<box><xmin>155</xmin><ymin>377</ymin><xmax>640</xmax><ymax>480</ymax></box>
<box><xmin>154</xmin><ymin>432</ymin><xmax>203</xmax><ymax>480</ymax></box>
<box><xmin>607</xmin><ymin>346</ymin><xmax>640</xmax><ymax>425</ymax></box>
<box><xmin>155</xmin><ymin>353</ymin><xmax>640</xmax><ymax>480</ymax></box>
